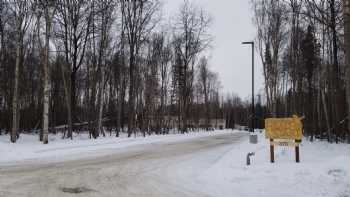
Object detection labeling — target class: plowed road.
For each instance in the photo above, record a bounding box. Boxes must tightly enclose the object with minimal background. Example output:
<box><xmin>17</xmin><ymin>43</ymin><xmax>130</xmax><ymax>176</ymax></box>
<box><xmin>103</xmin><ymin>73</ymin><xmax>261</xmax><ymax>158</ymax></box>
<box><xmin>0</xmin><ymin>132</ymin><xmax>246</xmax><ymax>197</ymax></box>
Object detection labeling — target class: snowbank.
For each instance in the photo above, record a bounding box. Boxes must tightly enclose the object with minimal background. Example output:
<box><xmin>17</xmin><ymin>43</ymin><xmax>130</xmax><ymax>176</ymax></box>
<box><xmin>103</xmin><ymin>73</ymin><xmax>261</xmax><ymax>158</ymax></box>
<box><xmin>197</xmin><ymin>131</ymin><xmax>350</xmax><ymax>197</ymax></box>
<box><xmin>0</xmin><ymin>130</ymin><xmax>234</xmax><ymax>166</ymax></box>
<box><xmin>1</xmin><ymin>130</ymin><xmax>349</xmax><ymax>197</ymax></box>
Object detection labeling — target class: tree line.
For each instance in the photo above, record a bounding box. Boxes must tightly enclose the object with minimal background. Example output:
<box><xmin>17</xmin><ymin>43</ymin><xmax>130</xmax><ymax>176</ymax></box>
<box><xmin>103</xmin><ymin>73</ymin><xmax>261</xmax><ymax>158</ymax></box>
<box><xmin>252</xmin><ymin>0</ymin><xmax>350</xmax><ymax>143</ymax></box>
<box><xmin>0</xmin><ymin>0</ymin><xmax>252</xmax><ymax>144</ymax></box>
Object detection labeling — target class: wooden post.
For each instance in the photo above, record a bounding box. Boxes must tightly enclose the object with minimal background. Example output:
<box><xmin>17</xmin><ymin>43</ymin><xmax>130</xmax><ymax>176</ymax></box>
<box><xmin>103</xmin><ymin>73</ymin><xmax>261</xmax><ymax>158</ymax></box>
<box><xmin>295</xmin><ymin>139</ymin><xmax>300</xmax><ymax>163</ymax></box>
<box><xmin>295</xmin><ymin>146</ymin><xmax>300</xmax><ymax>163</ymax></box>
<box><xmin>270</xmin><ymin>139</ymin><xmax>274</xmax><ymax>163</ymax></box>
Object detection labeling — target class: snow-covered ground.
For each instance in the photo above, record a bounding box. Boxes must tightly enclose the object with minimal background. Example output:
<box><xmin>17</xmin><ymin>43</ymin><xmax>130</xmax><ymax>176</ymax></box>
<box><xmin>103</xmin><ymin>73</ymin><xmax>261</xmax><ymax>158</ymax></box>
<box><xmin>1</xmin><ymin>130</ymin><xmax>349</xmax><ymax>197</ymax></box>
<box><xmin>0</xmin><ymin>130</ymin><xmax>234</xmax><ymax>166</ymax></box>
<box><xmin>196</xmin><ymin>131</ymin><xmax>350</xmax><ymax>197</ymax></box>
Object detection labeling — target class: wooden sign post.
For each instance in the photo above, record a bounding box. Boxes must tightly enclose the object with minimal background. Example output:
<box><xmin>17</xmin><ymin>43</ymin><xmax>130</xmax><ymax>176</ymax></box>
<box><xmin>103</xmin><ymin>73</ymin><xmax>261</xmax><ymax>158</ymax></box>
<box><xmin>265</xmin><ymin>115</ymin><xmax>303</xmax><ymax>163</ymax></box>
<box><xmin>270</xmin><ymin>139</ymin><xmax>274</xmax><ymax>163</ymax></box>
<box><xmin>295</xmin><ymin>139</ymin><xmax>301</xmax><ymax>163</ymax></box>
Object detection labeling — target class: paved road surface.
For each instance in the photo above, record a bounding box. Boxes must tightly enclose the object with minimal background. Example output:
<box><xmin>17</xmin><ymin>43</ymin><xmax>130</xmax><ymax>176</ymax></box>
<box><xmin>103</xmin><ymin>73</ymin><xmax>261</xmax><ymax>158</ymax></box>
<box><xmin>0</xmin><ymin>132</ymin><xmax>246</xmax><ymax>197</ymax></box>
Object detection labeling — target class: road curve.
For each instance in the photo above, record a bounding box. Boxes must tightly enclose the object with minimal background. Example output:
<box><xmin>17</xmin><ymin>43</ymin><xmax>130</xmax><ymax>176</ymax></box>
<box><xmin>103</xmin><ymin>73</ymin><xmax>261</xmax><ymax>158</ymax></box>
<box><xmin>0</xmin><ymin>132</ymin><xmax>247</xmax><ymax>197</ymax></box>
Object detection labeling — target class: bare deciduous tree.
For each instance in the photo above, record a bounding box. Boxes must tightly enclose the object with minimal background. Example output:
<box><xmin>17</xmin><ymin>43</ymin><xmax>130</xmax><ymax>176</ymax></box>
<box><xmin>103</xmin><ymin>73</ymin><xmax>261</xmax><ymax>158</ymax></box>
<box><xmin>10</xmin><ymin>0</ymin><xmax>33</xmax><ymax>143</ymax></box>
<box><xmin>55</xmin><ymin>0</ymin><xmax>92</xmax><ymax>139</ymax></box>
<box><xmin>121</xmin><ymin>0</ymin><xmax>160</xmax><ymax>137</ymax></box>
<box><xmin>173</xmin><ymin>0</ymin><xmax>211</xmax><ymax>132</ymax></box>
<box><xmin>37</xmin><ymin>0</ymin><xmax>57</xmax><ymax>144</ymax></box>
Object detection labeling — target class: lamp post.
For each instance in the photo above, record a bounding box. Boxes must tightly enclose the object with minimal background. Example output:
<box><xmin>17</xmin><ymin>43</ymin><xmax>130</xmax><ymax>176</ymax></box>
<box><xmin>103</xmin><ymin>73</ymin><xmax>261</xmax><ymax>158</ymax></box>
<box><xmin>242</xmin><ymin>41</ymin><xmax>255</xmax><ymax>133</ymax></box>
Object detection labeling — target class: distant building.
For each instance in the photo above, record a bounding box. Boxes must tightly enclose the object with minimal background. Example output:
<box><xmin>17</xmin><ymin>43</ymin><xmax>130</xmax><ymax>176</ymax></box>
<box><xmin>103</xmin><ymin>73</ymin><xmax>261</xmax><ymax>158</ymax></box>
<box><xmin>156</xmin><ymin>116</ymin><xmax>226</xmax><ymax>130</ymax></box>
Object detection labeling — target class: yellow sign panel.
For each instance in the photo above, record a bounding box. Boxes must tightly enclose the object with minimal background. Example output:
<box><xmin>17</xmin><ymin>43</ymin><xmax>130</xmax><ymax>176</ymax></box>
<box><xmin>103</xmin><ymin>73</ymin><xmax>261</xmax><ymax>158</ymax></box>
<box><xmin>265</xmin><ymin>115</ymin><xmax>303</xmax><ymax>140</ymax></box>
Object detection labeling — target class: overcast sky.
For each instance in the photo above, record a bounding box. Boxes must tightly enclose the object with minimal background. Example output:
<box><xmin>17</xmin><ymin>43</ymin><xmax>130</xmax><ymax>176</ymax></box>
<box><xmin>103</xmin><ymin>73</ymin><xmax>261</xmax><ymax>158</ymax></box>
<box><xmin>163</xmin><ymin>0</ymin><xmax>264</xmax><ymax>99</ymax></box>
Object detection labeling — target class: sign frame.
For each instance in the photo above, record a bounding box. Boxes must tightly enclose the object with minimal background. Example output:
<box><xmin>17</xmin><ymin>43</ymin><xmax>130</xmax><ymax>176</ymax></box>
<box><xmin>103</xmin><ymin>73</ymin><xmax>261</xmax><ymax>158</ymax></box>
<box><xmin>265</xmin><ymin>115</ymin><xmax>303</xmax><ymax>163</ymax></box>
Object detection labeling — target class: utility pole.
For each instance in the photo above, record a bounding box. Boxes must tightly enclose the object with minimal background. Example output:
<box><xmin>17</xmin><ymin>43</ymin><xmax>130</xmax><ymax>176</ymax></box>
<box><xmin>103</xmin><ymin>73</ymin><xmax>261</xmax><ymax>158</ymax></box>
<box><xmin>242</xmin><ymin>41</ymin><xmax>255</xmax><ymax>133</ymax></box>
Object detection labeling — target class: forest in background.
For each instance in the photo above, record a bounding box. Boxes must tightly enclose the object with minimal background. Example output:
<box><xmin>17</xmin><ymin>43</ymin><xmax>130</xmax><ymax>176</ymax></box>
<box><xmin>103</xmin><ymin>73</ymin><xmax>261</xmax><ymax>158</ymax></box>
<box><xmin>252</xmin><ymin>0</ymin><xmax>350</xmax><ymax>143</ymax></box>
<box><xmin>0</xmin><ymin>0</ymin><xmax>257</xmax><ymax>144</ymax></box>
<box><xmin>4</xmin><ymin>0</ymin><xmax>350</xmax><ymax>145</ymax></box>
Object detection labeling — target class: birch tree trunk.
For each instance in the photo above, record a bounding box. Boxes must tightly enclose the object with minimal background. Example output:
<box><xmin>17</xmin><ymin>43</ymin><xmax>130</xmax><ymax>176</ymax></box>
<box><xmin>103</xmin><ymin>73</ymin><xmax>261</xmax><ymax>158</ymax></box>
<box><xmin>11</xmin><ymin>11</ymin><xmax>24</xmax><ymax>143</ymax></box>
<box><xmin>322</xmin><ymin>87</ymin><xmax>331</xmax><ymax>142</ymax></box>
<box><xmin>344</xmin><ymin>0</ymin><xmax>350</xmax><ymax>142</ymax></box>
<box><xmin>42</xmin><ymin>18</ymin><xmax>50</xmax><ymax>144</ymax></box>
<box><xmin>97</xmin><ymin>65</ymin><xmax>105</xmax><ymax>137</ymax></box>
<box><xmin>42</xmin><ymin>1</ymin><xmax>55</xmax><ymax>144</ymax></box>
<box><xmin>11</xmin><ymin>28</ymin><xmax>21</xmax><ymax>143</ymax></box>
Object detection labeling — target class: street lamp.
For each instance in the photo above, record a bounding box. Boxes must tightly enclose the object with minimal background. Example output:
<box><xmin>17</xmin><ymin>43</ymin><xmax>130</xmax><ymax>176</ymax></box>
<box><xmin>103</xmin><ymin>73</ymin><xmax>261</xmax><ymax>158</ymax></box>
<box><xmin>242</xmin><ymin>41</ymin><xmax>255</xmax><ymax>133</ymax></box>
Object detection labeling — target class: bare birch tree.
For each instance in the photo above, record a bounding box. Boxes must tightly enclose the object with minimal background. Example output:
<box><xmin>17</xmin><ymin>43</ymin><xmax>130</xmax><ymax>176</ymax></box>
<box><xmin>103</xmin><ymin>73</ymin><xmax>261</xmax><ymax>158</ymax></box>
<box><xmin>173</xmin><ymin>0</ymin><xmax>211</xmax><ymax>132</ymax></box>
<box><xmin>95</xmin><ymin>0</ymin><xmax>115</xmax><ymax>138</ymax></box>
<box><xmin>9</xmin><ymin>0</ymin><xmax>33</xmax><ymax>143</ymax></box>
<box><xmin>252</xmin><ymin>0</ymin><xmax>287</xmax><ymax>117</ymax></box>
<box><xmin>121</xmin><ymin>0</ymin><xmax>160</xmax><ymax>137</ymax></box>
<box><xmin>36</xmin><ymin>0</ymin><xmax>57</xmax><ymax>144</ymax></box>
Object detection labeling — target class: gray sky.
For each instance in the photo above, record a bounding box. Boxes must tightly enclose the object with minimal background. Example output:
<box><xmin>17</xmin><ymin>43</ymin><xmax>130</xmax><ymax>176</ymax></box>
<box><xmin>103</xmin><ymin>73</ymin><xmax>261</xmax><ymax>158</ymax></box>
<box><xmin>163</xmin><ymin>0</ymin><xmax>264</xmax><ymax>99</ymax></box>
